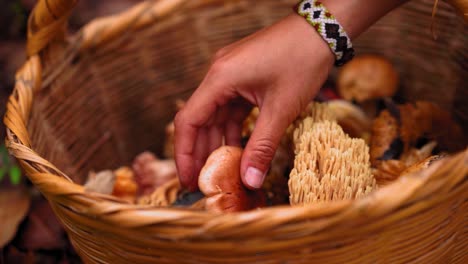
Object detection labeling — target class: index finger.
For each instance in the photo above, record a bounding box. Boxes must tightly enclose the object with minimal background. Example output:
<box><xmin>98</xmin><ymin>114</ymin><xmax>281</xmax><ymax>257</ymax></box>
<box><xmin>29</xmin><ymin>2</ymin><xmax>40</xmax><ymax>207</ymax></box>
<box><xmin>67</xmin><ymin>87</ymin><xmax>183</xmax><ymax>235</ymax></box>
<box><xmin>174</xmin><ymin>77</ymin><xmax>234</xmax><ymax>190</ymax></box>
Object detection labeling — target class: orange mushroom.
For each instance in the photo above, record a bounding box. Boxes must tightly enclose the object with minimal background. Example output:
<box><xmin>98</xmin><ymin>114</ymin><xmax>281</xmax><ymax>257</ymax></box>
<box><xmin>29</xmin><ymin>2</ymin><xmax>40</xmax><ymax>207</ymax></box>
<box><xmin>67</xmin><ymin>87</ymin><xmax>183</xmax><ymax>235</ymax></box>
<box><xmin>198</xmin><ymin>146</ymin><xmax>266</xmax><ymax>213</ymax></box>
<box><xmin>112</xmin><ymin>167</ymin><xmax>138</xmax><ymax>203</ymax></box>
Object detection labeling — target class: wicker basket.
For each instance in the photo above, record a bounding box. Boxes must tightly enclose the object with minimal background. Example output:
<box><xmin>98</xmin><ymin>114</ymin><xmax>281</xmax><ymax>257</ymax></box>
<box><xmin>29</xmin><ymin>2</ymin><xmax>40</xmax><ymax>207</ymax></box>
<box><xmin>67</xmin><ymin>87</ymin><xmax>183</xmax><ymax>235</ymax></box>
<box><xmin>4</xmin><ymin>0</ymin><xmax>468</xmax><ymax>263</ymax></box>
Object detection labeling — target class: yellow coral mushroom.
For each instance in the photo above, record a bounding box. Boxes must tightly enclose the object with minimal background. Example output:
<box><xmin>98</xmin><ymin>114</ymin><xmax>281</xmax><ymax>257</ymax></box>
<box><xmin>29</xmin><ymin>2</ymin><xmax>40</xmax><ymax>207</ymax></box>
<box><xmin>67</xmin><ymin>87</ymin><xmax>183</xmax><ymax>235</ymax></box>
<box><xmin>288</xmin><ymin>103</ymin><xmax>376</xmax><ymax>205</ymax></box>
<box><xmin>291</xmin><ymin>102</ymin><xmax>336</xmax><ymax>146</ymax></box>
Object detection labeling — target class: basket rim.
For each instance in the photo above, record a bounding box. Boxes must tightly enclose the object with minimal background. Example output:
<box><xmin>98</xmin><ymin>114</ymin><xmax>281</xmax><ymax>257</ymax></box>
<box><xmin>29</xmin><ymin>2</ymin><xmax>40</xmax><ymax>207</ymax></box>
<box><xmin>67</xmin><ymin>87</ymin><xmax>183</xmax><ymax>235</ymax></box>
<box><xmin>4</xmin><ymin>58</ymin><xmax>467</xmax><ymax>230</ymax></box>
<box><xmin>3</xmin><ymin>0</ymin><xmax>468</xmax><ymax>237</ymax></box>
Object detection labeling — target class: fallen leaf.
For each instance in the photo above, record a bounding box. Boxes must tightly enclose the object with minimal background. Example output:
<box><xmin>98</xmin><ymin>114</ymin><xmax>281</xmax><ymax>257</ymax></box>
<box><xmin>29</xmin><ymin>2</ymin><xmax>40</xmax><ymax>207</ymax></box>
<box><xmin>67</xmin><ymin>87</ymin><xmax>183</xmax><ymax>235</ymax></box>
<box><xmin>0</xmin><ymin>187</ymin><xmax>31</xmax><ymax>247</ymax></box>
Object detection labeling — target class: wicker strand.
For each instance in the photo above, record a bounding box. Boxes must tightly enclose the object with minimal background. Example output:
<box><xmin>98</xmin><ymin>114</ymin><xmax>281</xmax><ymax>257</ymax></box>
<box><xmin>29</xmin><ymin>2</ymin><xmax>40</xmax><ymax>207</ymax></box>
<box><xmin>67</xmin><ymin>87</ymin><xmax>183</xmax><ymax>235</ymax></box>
<box><xmin>27</xmin><ymin>0</ymin><xmax>78</xmax><ymax>56</ymax></box>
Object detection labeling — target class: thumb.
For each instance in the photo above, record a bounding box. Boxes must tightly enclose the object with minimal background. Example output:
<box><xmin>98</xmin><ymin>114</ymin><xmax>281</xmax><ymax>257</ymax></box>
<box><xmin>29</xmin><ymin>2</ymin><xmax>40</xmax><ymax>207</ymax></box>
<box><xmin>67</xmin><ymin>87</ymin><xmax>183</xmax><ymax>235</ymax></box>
<box><xmin>240</xmin><ymin>104</ymin><xmax>290</xmax><ymax>190</ymax></box>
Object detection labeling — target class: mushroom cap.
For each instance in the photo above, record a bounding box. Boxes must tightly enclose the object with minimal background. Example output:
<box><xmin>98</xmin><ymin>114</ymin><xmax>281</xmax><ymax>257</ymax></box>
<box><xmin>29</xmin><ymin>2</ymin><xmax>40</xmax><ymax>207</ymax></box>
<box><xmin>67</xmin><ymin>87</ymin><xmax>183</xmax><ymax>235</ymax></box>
<box><xmin>112</xmin><ymin>166</ymin><xmax>138</xmax><ymax>203</ymax></box>
<box><xmin>199</xmin><ymin>146</ymin><xmax>243</xmax><ymax>196</ymax></box>
<box><xmin>328</xmin><ymin>100</ymin><xmax>372</xmax><ymax>139</ymax></box>
<box><xmin>337</xmin><ymin>55</ymin><xmax>399</xmax><ymax>102</ymax></box>
<box><xmin>198</xmin><ymin>146</ymin><xmax>266</xmax><ymax>212</ymax></box>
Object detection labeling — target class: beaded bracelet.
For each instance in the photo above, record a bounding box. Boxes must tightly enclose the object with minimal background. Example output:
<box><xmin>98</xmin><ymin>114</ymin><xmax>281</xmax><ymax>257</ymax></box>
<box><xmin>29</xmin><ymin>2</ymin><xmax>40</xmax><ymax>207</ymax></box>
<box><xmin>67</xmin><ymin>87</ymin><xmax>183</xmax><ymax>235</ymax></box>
<box><xmin>295</xmin><ymin>0</ymin><xmax>354</xmax><ymax>66</ymax></box>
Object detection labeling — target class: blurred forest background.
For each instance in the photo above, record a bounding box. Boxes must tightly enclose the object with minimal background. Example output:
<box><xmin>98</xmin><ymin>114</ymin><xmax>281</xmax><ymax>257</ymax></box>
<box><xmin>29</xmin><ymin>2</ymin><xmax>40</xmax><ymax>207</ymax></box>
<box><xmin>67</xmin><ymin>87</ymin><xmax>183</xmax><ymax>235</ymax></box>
<box><xmin>0</xmin><ymin>1</ymin><xmax>142</xmax><ymax>263</ymax></box>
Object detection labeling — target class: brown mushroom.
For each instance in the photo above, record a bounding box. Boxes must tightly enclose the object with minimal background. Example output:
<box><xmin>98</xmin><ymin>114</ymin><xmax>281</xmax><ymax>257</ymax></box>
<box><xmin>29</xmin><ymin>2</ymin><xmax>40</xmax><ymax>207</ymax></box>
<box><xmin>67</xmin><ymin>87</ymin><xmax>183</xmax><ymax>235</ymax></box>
<box><xmin>198</xmin><ymin>146</ymin><xmax>266</xmax><ymax>213</ymax></box>
<box><xmin>370</xmin><ymin>100</ymin><xmax>465</xmax><ymax>184</ymax></box>
<box><xmin>373</xmin><ymin>141</ymin><xmax>438</xmax><ymax>185</ymax></box>
<box><xmin>337</xmin><ymin>55</ymin><xmax>399</xmax><ymax>102</ymax></box>
<box><xmin>398</xmin><ymin>101</ymin><xmax>465</xmax><ymax>153</ymax></box>
<box><xmin>328</xmin><ymin>99</ymin><xmax>372</xmax><ymax>140</ymax></box>
<box><xmin>132</xmin><ymin>152</ymin><xmax>177</xmax><ymax>196</ymax></box>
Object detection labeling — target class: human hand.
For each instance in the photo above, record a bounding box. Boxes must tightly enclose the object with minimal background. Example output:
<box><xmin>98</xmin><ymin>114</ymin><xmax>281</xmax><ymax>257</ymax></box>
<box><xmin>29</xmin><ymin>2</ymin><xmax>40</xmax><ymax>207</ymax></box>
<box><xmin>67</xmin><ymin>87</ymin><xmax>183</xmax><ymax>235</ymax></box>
<box><xmin>174</xmin><ymin>0</ymin><xmax>410</xmax><ymax>192</ymax></box>
<box><xmin>174</xmin><ymin>13</ymin><xmax>335</xmax><ymax>191</ymax></box>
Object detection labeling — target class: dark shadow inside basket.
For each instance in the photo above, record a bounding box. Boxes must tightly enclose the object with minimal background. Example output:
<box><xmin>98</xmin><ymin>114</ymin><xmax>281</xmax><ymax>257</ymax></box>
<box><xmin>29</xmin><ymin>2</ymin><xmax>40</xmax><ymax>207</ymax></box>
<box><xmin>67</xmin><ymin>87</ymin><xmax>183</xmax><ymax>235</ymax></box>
<box><xmin>27</xmin><ymin>0</ymin><xmax>467</xmax><ymax>185</ymax></box>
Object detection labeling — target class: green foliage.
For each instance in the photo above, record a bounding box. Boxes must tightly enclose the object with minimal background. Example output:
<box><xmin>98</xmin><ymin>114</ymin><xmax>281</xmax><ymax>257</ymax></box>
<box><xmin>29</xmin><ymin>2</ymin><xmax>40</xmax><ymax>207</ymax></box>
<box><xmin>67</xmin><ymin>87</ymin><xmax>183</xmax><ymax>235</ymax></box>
<box><xmin>0</xmin><ymin>144</ymin><xmax>22</xmax><ymax>185</ymax></box>
<box><xmin>10</xmin><ymin>166</ymin><xmax>21</xmax><ymax>185</ymax></box>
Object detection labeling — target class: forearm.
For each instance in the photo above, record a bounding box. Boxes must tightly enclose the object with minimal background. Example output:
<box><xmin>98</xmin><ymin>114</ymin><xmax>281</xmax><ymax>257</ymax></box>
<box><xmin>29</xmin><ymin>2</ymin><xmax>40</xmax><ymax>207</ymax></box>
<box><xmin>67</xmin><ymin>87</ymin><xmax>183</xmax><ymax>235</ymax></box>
<box><xmin>322</xmin><ymin>0</ymin><xmax>410</xmax><ymax>39</ymax></box>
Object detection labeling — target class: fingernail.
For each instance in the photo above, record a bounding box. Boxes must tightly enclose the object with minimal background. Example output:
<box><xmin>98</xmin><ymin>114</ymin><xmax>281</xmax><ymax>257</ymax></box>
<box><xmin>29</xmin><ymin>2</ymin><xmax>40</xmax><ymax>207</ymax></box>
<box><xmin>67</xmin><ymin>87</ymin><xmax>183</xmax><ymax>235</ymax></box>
<box><xmin>244</xmin><ymin>167</ymin><xmax>266</xmax><ymax>189</ymax></box>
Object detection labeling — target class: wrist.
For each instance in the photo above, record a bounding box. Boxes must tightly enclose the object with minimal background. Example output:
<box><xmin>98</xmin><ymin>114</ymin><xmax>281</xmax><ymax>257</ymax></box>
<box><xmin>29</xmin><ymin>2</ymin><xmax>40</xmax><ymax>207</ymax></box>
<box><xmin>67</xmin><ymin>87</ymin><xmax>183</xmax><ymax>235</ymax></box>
<box><xmin>288</xmin><ymin>13</ymin><xmax>335</xmax><ymax>68</ymax></box>
<box><xmin>292</xmin><ymin>0</ymin><xmax>409</xmax><ymax>66</ymax></box>
<box><xmin>294</xmin><ymin>1</ymin><xmax>354</xmax><ymax>66</ymax></box>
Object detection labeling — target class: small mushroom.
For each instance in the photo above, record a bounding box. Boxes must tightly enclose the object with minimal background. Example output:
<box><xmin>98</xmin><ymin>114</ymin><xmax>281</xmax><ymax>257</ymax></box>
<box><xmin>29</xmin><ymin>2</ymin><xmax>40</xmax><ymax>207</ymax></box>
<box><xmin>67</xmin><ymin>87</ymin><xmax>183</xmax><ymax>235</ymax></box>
<box><xmin>132</xmin><ymin>151</ymin><xmax>177</xmax><ymax>196</ymax></box>
<box><xmin>327</xmin><ymin>100</ymin><xmax>372</xmax><ymax>140</ymax></box>
<box><xmin>337</xmin><ymin>55</ymin><xmax>399</xmax><ymax>102</ymax></box>
<box><xmin>198</xmin><ymin>146</ymin><xmax>266</xmax><ymax>213</ymax></box>
<box><xmin>112</xmin><ymin>167</ymin><xmax>138</xmax><ymax>203</ymax></box>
